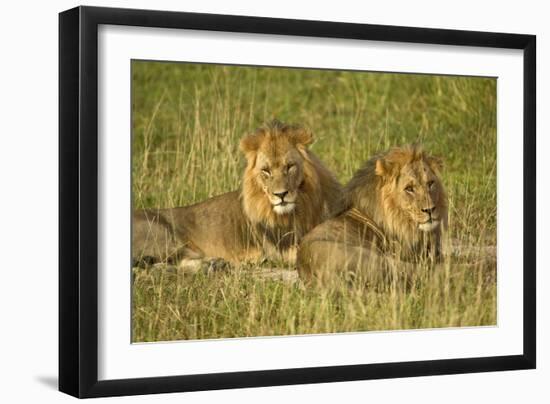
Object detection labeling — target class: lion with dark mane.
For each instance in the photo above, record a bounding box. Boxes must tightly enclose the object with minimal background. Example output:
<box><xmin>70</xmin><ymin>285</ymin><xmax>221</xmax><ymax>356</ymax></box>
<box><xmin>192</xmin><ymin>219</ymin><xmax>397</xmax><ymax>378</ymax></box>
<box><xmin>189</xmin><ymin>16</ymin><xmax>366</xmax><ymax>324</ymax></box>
<box><xmin>132</xmin><ymin>120</ymin><xmax>343</xmax><ymax>271</ymax></box>
<box><xmin>297</xmin><ymin>145</ymin><xmax>448</xmax><ymax>284</ymax></box>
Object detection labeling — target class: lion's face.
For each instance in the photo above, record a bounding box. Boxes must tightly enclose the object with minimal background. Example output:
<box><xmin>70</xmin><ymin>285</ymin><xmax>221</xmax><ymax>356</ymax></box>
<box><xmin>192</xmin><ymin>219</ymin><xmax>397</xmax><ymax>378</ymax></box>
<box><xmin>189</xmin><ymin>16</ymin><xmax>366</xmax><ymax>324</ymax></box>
<box><xmin>392</xmin><ymin>160</ymin><xmax>445</xmax><ymax>232</ymax></box>
<box><xmin>240</xmin><ymin>122</ymin><xmax>314</xmax><ymax>217</ymax></box>
<box><xmin>375</xmin><ymin>147</ymin><xmax>447</xmax><ymax>234</ymax></box>
<box><xmin>254</xmin><ymin>148</ymin><xmax>305</xmax><ymax>215</ymax></box>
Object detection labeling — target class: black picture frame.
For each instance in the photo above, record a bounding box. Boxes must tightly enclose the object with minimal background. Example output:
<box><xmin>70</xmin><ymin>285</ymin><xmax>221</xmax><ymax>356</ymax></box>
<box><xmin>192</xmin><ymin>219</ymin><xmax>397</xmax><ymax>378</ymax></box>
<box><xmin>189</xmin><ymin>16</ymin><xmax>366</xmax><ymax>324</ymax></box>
<box><xmin>59</xmin><ymin>5</ymin><xmax>536</xmax><ymax>398</ymax></box>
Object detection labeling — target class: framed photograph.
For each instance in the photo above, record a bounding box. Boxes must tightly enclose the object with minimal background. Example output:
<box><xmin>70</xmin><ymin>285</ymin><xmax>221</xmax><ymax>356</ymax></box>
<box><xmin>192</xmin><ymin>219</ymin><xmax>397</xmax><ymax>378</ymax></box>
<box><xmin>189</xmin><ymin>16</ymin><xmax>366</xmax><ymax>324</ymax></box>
<box><xmin>59</xmin><ymin>6</ymin><xmax>536</xmax><ymax>398</ymax></box>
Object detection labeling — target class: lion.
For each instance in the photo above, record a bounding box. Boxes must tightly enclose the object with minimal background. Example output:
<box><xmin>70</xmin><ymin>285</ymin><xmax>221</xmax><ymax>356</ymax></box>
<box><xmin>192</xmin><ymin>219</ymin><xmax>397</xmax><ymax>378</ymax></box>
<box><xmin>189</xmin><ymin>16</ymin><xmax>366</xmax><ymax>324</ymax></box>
<box><xmin>132</xmin><ymin>120</ymin><xmax>343</xmax><ymax>272</ymax></box>
<box><xmin>297</xmin><ymin>145</ymin><xmax>448</xmax><ymax>284</ymax></box>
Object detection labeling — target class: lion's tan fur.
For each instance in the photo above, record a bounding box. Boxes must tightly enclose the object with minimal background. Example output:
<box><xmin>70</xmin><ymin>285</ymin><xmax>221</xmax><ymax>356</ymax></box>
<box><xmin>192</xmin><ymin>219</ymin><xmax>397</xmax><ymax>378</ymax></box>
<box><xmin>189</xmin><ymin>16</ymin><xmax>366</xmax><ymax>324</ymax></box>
<box><xmin>297</xmin><ymin>145</ymin><xmax>448</xmax><ymax>283</ymax></box>
<box><xmin>132</xmin><ymin>120</ymin><xmax>343</xmax><ymax>267</ymax></box>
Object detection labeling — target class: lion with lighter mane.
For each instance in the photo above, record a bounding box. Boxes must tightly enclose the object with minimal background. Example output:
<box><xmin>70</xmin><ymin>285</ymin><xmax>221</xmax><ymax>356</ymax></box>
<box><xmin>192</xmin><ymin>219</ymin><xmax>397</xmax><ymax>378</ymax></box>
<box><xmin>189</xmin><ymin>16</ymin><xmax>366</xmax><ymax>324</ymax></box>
<box><xmin>133</xmin><ymin>120</ymin><xmax>343</xmax><ymax>271</ymax></box>
<box><xmin>297</xmin><ymin>145</ymin><xmax>448</xmax><ymax>284</ymax></box>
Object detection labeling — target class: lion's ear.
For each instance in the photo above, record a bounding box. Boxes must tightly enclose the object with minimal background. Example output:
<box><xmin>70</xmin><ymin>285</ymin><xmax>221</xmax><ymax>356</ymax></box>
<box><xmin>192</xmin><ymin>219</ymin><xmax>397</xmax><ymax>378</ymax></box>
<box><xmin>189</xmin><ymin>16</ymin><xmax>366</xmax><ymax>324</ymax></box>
<box><xmin>290</xmin><ymin>128</ymin><xmax>314</xmax><ymax>148</ymax></box>
<box><xmin>426</xmin><ymin>155</ymin><xmax>443</xmax><ymax>173</ymax></box>
<box><xmin>240</xmin><ymin>133</ymin><xmax>263</xmax><ymax>155</ymax></box>
<box><xmin>375</xmin><ymin>158</ymin><xmax>396</xmax><ymax>178</ymax></box>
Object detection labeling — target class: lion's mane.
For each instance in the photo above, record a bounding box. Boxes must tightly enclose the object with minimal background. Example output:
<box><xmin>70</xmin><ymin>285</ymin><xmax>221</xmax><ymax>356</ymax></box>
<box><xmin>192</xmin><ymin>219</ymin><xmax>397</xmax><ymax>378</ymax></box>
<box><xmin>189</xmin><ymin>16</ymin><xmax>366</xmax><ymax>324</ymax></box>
<box><xmin>241</xmin><ymin>120</ymin><xmax>344</xmax><ymax>243</ymax></box>
<box><xmin>345</xmin><ymin>144</ymin><xmax>448</xmax><ymax>255</ymax></box>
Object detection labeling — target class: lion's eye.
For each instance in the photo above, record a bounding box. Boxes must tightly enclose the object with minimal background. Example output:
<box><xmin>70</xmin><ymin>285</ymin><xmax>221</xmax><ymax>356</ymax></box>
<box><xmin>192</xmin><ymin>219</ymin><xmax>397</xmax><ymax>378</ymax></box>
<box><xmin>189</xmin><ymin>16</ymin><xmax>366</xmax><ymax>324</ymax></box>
<box><xmin>287</xmin><ymin>164</ymin><xmax>296</xmax><ymax>173</ymax></box>
<box><xmin>405</xmin><ymin>185</ymin><xmax>414</xmax><ymax>193</ymax></box>
<box><xmin>261</xmin><ymin>168</ymin><xmax>271</xmax><ymax>177</ymax></box>
<box><xmin>427</xmin><ymin>180</ymin><xmax>435</xmax><ymax>189</ymax></box>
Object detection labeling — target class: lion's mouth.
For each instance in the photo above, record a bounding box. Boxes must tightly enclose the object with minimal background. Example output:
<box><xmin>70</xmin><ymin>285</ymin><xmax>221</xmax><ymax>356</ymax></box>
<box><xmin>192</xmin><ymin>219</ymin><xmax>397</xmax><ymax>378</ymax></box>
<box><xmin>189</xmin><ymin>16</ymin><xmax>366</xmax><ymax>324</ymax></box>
<box><xmin>418</xmin><ymin>218</ymin><xmax>440</xmax><ymax>232</ymax></box>
<box><xmin>273</xmin><ymin>201</ymin><xmax>296</xmax><ymax>215</ymax></box>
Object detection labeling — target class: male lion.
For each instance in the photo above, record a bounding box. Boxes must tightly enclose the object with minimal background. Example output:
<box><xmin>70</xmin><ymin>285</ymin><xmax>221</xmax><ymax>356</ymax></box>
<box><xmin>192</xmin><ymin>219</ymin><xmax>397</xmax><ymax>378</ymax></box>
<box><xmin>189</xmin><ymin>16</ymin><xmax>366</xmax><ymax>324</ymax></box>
<box><xmin>297</xmin><ymin>145</ymin><xmax>448</xmax><ymax>284</ymax></box>
<box><xmin>133</xmin><ymin>120</ymin><xmax>343</xmax><ymax>271</ymax></box>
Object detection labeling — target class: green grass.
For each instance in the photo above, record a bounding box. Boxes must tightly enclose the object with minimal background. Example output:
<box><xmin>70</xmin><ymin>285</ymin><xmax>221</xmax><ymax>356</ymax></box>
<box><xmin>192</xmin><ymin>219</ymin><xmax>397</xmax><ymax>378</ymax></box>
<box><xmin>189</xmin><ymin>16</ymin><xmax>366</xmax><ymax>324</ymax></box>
<box><xmin>131</xmin><ymin>61</ymin><xmax>497</xmax><ymax>342</ymax></box>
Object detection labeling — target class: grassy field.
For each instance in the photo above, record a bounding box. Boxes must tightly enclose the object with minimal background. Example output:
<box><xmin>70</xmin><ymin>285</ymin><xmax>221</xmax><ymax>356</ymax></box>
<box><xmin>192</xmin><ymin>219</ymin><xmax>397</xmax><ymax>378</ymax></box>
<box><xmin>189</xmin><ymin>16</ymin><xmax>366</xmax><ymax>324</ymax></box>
<box><xmin>131</xmin><ymin>61</ymin><xmax>497</xmax><ymax>342</ymax></box>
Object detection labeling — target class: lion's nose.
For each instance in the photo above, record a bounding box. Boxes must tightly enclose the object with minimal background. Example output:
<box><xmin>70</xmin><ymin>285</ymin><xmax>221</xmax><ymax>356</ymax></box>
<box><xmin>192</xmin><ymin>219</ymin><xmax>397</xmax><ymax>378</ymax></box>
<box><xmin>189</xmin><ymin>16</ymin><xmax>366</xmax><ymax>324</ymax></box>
<box><xmin>422</xmin><ymin>206</ymin><xmax>436</xmax><ymax>216</ymax></box>
<box><xmin>274</xmin><ymin>191</ymin><xmax>288</xmax><ymax>200</ymax></box>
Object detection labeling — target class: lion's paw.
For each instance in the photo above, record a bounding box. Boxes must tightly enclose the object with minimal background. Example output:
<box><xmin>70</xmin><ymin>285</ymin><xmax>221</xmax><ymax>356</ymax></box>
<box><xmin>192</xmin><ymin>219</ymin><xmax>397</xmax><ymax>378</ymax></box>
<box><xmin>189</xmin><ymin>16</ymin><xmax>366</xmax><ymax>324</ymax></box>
<box><xmin>203</xmin><ymin>258</ymin><xmax>232</xmax><ymax>273</ymax></box>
